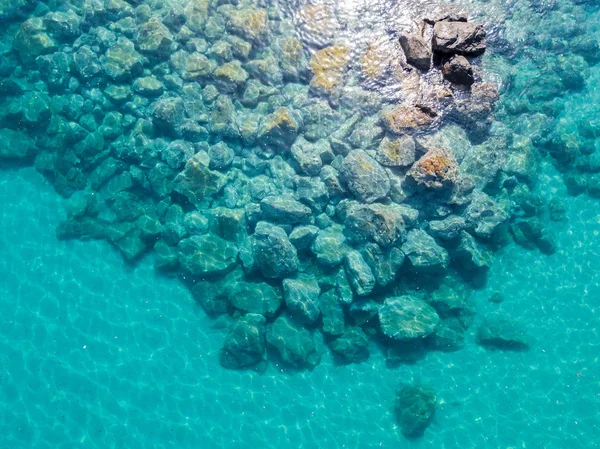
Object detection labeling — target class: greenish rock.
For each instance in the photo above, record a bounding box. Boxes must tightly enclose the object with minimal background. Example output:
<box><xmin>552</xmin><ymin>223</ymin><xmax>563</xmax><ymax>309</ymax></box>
<box><xmin>220</xmin><ymin>314</ymin><xmax>267</xmax><ymax>370</ymax></box>
<box><xmin>152</xmin><ymin>96</ymin><xmax>185</xmax><ymax>134</ymax></box>
<box><xmin>100</xmin><ymin>111</ymin><xmax>123</xmax><ymax>141</ymax></box>
<box><xmin>161</xmin><ymin>140</ymin><xmax>194</xmax><ymax>170</ymax></box>
<box><xmin>348</xmin><ymin>299</ymin><xmax>379</xmax><ymax>325</ymax></box>
<box><xmin>214</xmin><ymin>60</ymin><xmax>249</xmax><ymax>92</ymax></box>
<box><xmin>267</xmin><ymin>314</ymin><xmax>320</xmax><ymax>370</ymax></box>
<box><xmin>344</xmin><ymin>202</ymin><xmax>407</xmax><ymax>248</ymax></box>
<box><xmin>427</xmin><ymin>284</ymin><xmax>469</xmax><ymax>318</ymax></box>
<box><xmin>170</xmin><ymin>50</ymin><xmax>215</xmax><ymax>80</ymax></box>
<box><xmin>251</xmin><ymin>221</ymin><xmax>299</xmax><ymax>279</ymax></box>
<box><xmin>374</xmin><ymin>135</ymin><xmax>416</xmax><ymax>167</ymax></box>
<box><xmin>153</xmin><ymin>239</ymin><xmax>179</xmax><ymax>271</ymax></box>
<box><xmin>454</xmin><ymin>231</ymin><xmax>493</xmax><ymax>272</ymax></box>
<box><xmin>210</xmin><ymin>95</ymin><xmax>239</xmax><ymax>138</ymax></box>
<box><xmin>183</xmin><ymin>0</ymin><xmax>210</xmax><ymax>32</ymax></box>
<box><xmin>362</xmin><ymin>243</ymin><xmax>404</xmax><ymax>287</ymax></box>
<box><xmin>102</xmin><ymin>37</ymin><xmax>144</xmax><ymax>81</ymax></box>
<box><xmin>208</xmin><ymin>142</ymin><xmax>235</xmax><ymax>170</ymax></box>
<box><xmin>344</xmin><ymin>250</ymin><xmax>375</xmax><ymax>296</ymax></box>
<box><xmin>13</xmin><ymin>18</ymin><xmax>57</xmax><ymax>63</ymax></box>
<box><xmin>225</xmin><ymin>8</ymin><xmax>270</xmax><ymax>43</ymax></box>
<box><xmin>6</xmin><ymin>91</ymin><xmax>51</xmax><ymax>128</ymax></box>
<box><xmin>43</xmin><ymin>10</ymin><xmax>81</xmax><ymax>40</ymax></box>
<box><xmin>428</xmin><ymin>215</ymin><xmax>466</xmax><ymax>240</ymax></box>
<box><xmin>289</xmin><ymin>225</ymin><xmax>319</xmax><ymax>250</ymax></box>
<box><xmin>177</xmin><ymin>234</ymin><xmax>238</xmax><ymax>277</ymax></box>
<box><xmin>257</xmin><ymin>107</ymin><xmax>301</xmax><ymax>151</ymax></box>
<box><xmin>477</xmin><ymin>314</ymin><xmax>530</xmax><ymax>350</ymax></box>
<box><xmin>135</xmin><ymin>215</ymin><xmax>162</xmax><ymax>242</ymax></box>
<box><xmin>319</xmin><ymin>289</ymin><xmax>344</xmax><ymax>336</ymax></box>
<box><xmin>246</xmin><ymin>55</ymin><xmax>283</xmax><ymax>86</ymax></box>
<box><xmin>261</xmin><ymin>195</ymin><xmax>312</xmax><ymax>225</ymax></box>
<box><xmin>401</xmin><ymin>229</ymin><xmax>449</xmax><ymax>273</ymax></box>
<box><xmin>209</xmin><ymin>40</ymin><xmax>233</xmax><ymax>62</ymax></box>
<box><xmin>137</xmin><ymin>18</ymin><xmax>173</xmax><ymax>57</ymax></box>
<box><xmin>132</xmin><ymin>76</ymin><xmax>164</xmax><ymax>97</ymax></box>
<box><xmin>329</xmin><ymin>327</ymin><xmax>369</xmax><ymax>364</ymax></box>
<box><xmin>173</xmin><ymin>152</ymin><xmax>226</xmax><ymax>207</ymax></box>
<box><xmin>208</xmin><ymin>207</ymin><xmax>247</xmax><ymax>243</ymax></box>
<box><xmin>115</xmin><ymin>229</ymin><xmax>149</xmax><ymax>262</ymax></box>
<box><xmin>395</xmin><ymin>384</ymin><xmax>437</xmax><ymax>437</ymax></box>
<box><xmin>283</xmin><ymin>275</ymin><xmax>321</xmax><ymax>324</ymax></box>
<box><xmin>378</xmin><ymin>296</ymin><xmax>440</xmax><ymax>340</ymax></box>
<box><xmin>297</xmin><ymin>177</ymin><xmax>329</xmax><ymax>213</ymax></box>
<box><xmin>290</xmin><ymin>137</ymin><xmax>329</xmax><ymax>176</ymax></box>
<box><xmin>0</xmin><ymin>129</ymin><xmax>36</xmax><ymax>160</ymax></box>
<box><xmin>432</xmin><ymin>317</ymin><xmax>466</xmax><ymax>351</ymax></box>
<box><xmin>104</xmin><ymin>85</ymin><xmax>132</xmax><ymax>104</ymax></box>
<box><xmin>310</xmin><ymin>225</ymin><xmax>349</xmax><ymax>267</ymax></box>
<box><xmin>464</xmin><ymin>191</ymin><xmax>509</xmax><ymax>239</ymax></box>
<box><xmin>339</xmin><ymin>150</ymin><xmax>390</xmax><ymax>203</ymax></box>
<box><xmin>190</xmin><ymin>271</ymin><xmax>240</xmax><ymax>316</ymax></box>
<box><xmin>229</xmin><ymin>281</ymin><xmax>282</xmax><ymax>318</ymax></box>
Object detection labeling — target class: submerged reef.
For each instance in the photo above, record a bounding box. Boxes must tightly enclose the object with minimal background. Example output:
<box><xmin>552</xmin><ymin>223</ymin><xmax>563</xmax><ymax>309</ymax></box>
<box><xmin>0</xmin><ymin>0</ymin><xmax>574</xmax><ymax>399</ymax></box>
<box><xmin>0</xmin><ymin>0</ymin><xmax>535</xmax><ymax>374</ymax></box>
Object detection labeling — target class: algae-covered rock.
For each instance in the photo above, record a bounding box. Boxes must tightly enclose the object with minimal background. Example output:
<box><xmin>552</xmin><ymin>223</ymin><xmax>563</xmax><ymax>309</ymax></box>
<box><xmin>13</xmin><ymin>18</ymin><xmax>57</xmax><ymax>63</ymax></box>
<box><xmin>381</xmin><ymin>104</ymin><xmax>436</xmax><ymax>134</ymax></box>
<box><xmin>344</xmin><ymin>202</ymin><xmax>407</xmax><ymax>247</ymax></box>
<box><xmin>267</xmin><ymin>314</ymin><xmax>320</xmax><ymax>369</ymax></box>
<box><xmin>291</xmin><ymin>136</ymin><xmax>329</xmax><ymax>176</ymax></box>
<box><xmin>283</xmin><ymin>275</ymin><xmax>321</xmax><ymax>324</ymax></box>
<box><xmin>214</xmin><ymin>60</ymin><xmax>249</xmax><ymax>92</ymax></box>
<box><xmin>379</xmin><ymin>296</ymin><xmax>440</xmax><ymax>340</ymax></box>
<box><xmin>251</xmin><ymin>221</ymin><xmax>298</xmax><ymax>279</ymax></box>
<box><xmin>477</xmin><ymin>314</ymin><xmax>529</xmax><ymax>350</ymax></box>
<box><xmin>102</xmin><ymin>37</ymin><xmax>144</xmax><ymax>81</ymax></box>
<box><xmin>310</xmin><ymin>44</ymin><xmax>350</xmax><ymax>92</ymax></box>
<box><xmin>408</xmin><ymin>147</ymin><xmax>459</xmax><ymax>190</ymax></box>
<box><xmin>220</xmin><ymin>313</ymin><xmax>267</xmax><ymax>370</ymax></box>
<box><xmin>257</xmin><ymin>107</ymin><xmax>301</xmax><ymax>151</ymax></box>
<box><xmin>339</xmin><ymin>150</ymin><xmax>390</xmax><ymax>203</ymax></box>
<box><xmin>178</xmin><ymin>234</ymin><xmax>238</xmax><ymax>277</ymax></box>
<box><xmin>375</xmin><ymin>135</ymin><xmax>416</xmax><ymax>167</ymax></box>
<box><xmin>464</xmin><ymin>191</ymin><xmax>508</xmax><ymax>239</ymax></box>
<box><xmin>329</xmin><ymin>327</ymin><xmax>370</xmax><ymax>364</ymax></box>
<box><xmin>229</xmin><ymin>281</ymin><xmax>282</xmax><ymax>318</ymax></box>
<box><xmin>401</xmin><ymin>229</ymin><xmax>449</xmax><ymax>273</ymax></box>
<box><xmin>395</xmin><ymin>384</ymin><xmax>437</xmax><ymax>437</ymax></box>
<box><xmin>173</xmin><ymin>152</ymin><xmax>226</xmax><ymax>207</ymax></box>
<box><xmin>137</xmin><ymin>18</ymin><xmax>174</xmax><ymax>57</ymax></box>
<box><xmin>226</xmin><ymin>7</ymin><xmax>270</xmax><ymax>43</ymax></box>
<box><xmin>170</xmin><ymin>50</ymin><xmax>215</xmax><ymax>80</ymax></box>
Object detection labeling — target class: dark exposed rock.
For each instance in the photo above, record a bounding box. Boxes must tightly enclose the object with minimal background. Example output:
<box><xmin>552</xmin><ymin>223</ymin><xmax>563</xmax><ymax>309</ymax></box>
<box><xmin>399</xmin><ymin>34</ymin><xmax>432</xmax><ymax>71</ymax></box>
<box><xmin>442</xmin><ymin>55</ymin><xmax>474</xmax><ymax>85</ymax></box>
<box><xmin>432</xmin><ymin>20</ymin><xmax>486</xmax><ymax>56</ymax></box>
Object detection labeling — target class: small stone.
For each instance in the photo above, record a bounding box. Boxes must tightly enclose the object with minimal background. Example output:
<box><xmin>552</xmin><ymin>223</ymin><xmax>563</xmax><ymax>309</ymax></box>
<box><xmin>395</xmin><ymin>384</ymin><xmax>437</xmax><ymax>437</ymax></box>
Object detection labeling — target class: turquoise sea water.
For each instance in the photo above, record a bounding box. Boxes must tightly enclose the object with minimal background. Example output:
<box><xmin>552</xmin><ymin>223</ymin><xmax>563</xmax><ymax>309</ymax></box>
<box><xmin>2</xmin><ymin>0</ymin><xmax>600</xmax><ymax>447</ymax></box>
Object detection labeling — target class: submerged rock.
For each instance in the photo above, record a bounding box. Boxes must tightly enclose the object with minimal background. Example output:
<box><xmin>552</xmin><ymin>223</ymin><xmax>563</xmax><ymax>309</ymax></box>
<box><xmin>344</xmin><ymin>202</ymin><xmax>407</xmax><ymax>247</ymax></box>
<box><xmin>378</xmin><ymin>296</ymin><xmax>440</xmax><ymax>340</ymax></box>
<box><xmin>329</xmin><ymin>327</ymin><xmax>370</xmax><ymax>364</ymax></box>
<box><xmin>220</xmin><ymin>313</ymin><xmax>267</xmax><ymax>370</ymax></box>
<box><xmin>408</xmin><ymin>147</ymin><xmax>459</xmax><ymax>190</ymax></box>
<box><xmin>339</xmin><ymin>150</ymin><xmax>390</xmax><ymax>203</ymax></box>
<box><xmin>402</xmin><ymin>229</ymin><xmax>449</xmax><ymax>273</ymax></box>
<box><xmin>477</xmin><ymin>314</ymin><xmax>529</xmax><ymax>350</ymax></box>
<box><xmin>344</xmin><ymin>250</ymin><xmax>375</xmax><ymax>296</ymax></box>
<box><xmin>283</xmin><ymin>275</ymin><xmax>321</xmax><ymax>324</ymax></box>
<box><xmin>178</xmin><ymin>234</ymin><xmax>238</xmax><ymax>277</ymax></box>
<box><xmin>395</xmin><ymin>384</ymin><xmax>437</xmax><ymax>437</ymax></box>
<box><xmin>251</xmin><ymin>221</ymin><xmax>299</xmax><ymax>279</ymax></box>
<box><xmin>229</xmin><ymin>281</ymin><xmax>282</xmax><ymax>318</ymax></box>
<box><xmin>267</xmin><ymin>314</ymin><xmax>320</xmax><ymax>369</ymax></box>
<box><xmin>310</xmin><ymin>44</ymin><xmax>350</xmax><ymax>92</ymax></box>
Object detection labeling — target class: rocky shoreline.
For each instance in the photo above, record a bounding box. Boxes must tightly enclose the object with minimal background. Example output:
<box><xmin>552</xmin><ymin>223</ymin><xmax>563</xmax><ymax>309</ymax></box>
<box><xmin>0</xmin><ymin>0</ymin><xmax>579</xmax><ymax>438</ymax></box>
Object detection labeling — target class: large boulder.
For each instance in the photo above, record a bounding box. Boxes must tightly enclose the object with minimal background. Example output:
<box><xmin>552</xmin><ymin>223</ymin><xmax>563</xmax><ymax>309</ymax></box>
<box><xmin>310</xmin><ymin>225</ymin><xmax>349</xmax><ymax>267</ymax></box>
<box><xmin>477</xmin><ymin>314</ymin><xmax>529</xmax><ymax>350</ymax></box>
<box><xmin>344</xmin><ymin>202</ymin><xmax>407</xmax><ymax>247</ymax></box>
<box><xmin>395</xmin><ymin>384</ymin><xmax>437</xmax><ymax>437</ymax></box>
<box><xmin>374</xmin><ymin>135</ymin><xmax>416</xmax><ymax>167</ymax></box>
<box><xmin>229</xmin><ymin>281</ymin><xmax>282</xmax><ymax>318</ymax></box>
<box><xmin>267</xmin><ymin>314</ymin><xmax>320</xmax><ymax>369</ymax></box>
<box><xmin>173</xmin><ymin>153</ymin><xmax>226</xmax><ymax>208</ymax></box>
<box><xmin>432</xmin><ymin>21</ymin><xmax>486</xmax><ymax>56</ymax></box>
<box><xmin>178</xmin><ymin>234</ymin><xmax>238</xmax><ymax>277</ymax></box>
<box><xmin>219</xmin><ymin>314</ymin><xmax>267</xmax><ymax>370</ymax></box>
<box><xmin>101</xmin><ymin>37</ymin><xmax>144</xmax><ymax>81</ymax></box>
<box><xmin>283</xmin><ymin>275</ymin><xmax>321</xmax><ymax>324</ymax></box>
<box><xmin>463</xmin><ymin>191</ymin><xmax>508</xmax><ymax>239</ymax></box>
<box><xmin>399</xmin><ymin>34</ymin><xmax>432</xmax><ymax>71</ymax></box>
<box><xmin>137</xmin><ymin>18</ymin><xmax>174</xmax><ymax>57</ymax></box>
<box><xmin>260</xmin><ymin>195</ymin><xmax>312</xmax><ymax>225</ymax></box>
<box><xmin>362</xmin><ymin>243</ymin><xmax>405</xmax><ymax>287</ymax></box>
<box><xmin>442</xmin><ymin>55</ymin><xmax>474</xmax><ymax>85</ymax></box>
<box><xmin>257</xmin><ymin>107</ymin><xmax>301</xmax><ymax>151</ymax></box>
<box><xmin>339</xmin><ymin>150</ymin><xmax>390</xmax><ymax>203</ymax></box>
<box><xmin>381</xmin><ymin>104</ymin><xmax>436</xmax><ymax>134</ymax></box>
<box><xmin>310</xmin><ymin>44</ymin><xmax>350</xmax><ymax>93</ymax></box>
<box><xmin>378</xmin><ymin>296</ymin><xmax>440</xmax><ymax>340</ymax></box>
<box><xmin>251</xmin><ymin>221</ymin><xmax>299</xmax><ymax>279</ymax></box>
<box><xmin>401</xmin><ymin>229</ymin><xmax>449</xmax><ymax>273</ymax></box>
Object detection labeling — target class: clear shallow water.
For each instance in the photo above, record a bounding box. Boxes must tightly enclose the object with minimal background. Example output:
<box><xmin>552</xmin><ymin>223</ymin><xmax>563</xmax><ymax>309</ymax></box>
<box><xmin>2</xmin><ymin>0</ymin><xmax>600</xmax><ymax>447</ymax></box>
<box><xmin>1</xmin><ymin>165</ymin><xmax>599</xmax><ymax>447</ymax></box>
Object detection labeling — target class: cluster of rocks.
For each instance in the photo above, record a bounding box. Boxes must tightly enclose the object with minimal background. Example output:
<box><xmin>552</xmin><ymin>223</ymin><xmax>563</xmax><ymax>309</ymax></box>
<box><xmin>0</xmin><ymin>0</ymin><xmax>551</xmax><ymax>376</ymax></box>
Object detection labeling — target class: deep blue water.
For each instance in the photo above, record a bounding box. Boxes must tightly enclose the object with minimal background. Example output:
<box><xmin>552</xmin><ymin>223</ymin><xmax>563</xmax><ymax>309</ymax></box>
<box><xmin>1</xmin><ymin>0</ymin><xmax>600</xmax><ymax>447</ymax></box>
